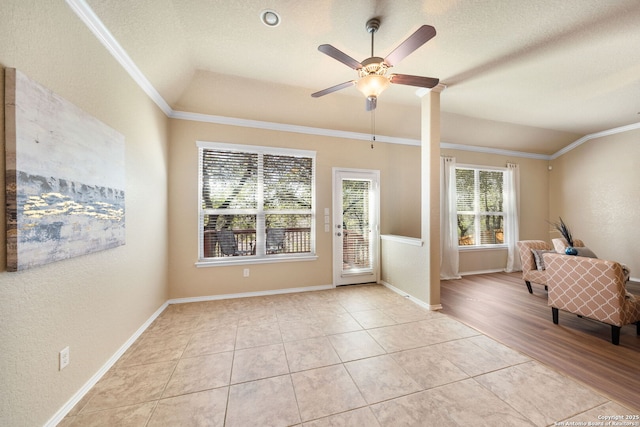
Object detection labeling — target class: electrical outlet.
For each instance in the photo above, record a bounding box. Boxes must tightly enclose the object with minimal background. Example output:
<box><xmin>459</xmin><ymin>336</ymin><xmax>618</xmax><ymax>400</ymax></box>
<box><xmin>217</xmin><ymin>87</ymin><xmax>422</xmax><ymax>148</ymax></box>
<box><xmin>243</xmin><ymin>268</ymin><xmax>250</xmax><ymax>277</ymax></box>
<box><xmin>59</xmin><ymin>346</ymin><xmax>70</xmax><ymax>371</ymax></box>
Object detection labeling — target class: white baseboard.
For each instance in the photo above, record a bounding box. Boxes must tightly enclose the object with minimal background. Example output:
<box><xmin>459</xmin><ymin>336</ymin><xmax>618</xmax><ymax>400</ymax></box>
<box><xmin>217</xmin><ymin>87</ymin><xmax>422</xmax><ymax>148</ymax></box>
<box><xmin>45</xmin><ymin>301</ymin><xmax>169</xmax><ymax>427</ymax></box>
<box><xmin>379</xmin><ymin>280</ymin><xmax>443</xmax><ymax>311</ymax></box>
<box><xmin>48</xmin><ymin>283</ymin><xmax>337</xmax><ymax>425</ymax></box>
<box><xmin>48</xmin><ymin>278</ymin><xmax>461</xmax><ymax>425</ymax></box>
<box><xmin>167</xmin><ymin>284</ymin><xmax>335</xmax><ymax>305</ymax></box>
<box><xmin>459</xmin><ymin>268</ymin><xmax>506</xmax><ymax>276</ymax></box>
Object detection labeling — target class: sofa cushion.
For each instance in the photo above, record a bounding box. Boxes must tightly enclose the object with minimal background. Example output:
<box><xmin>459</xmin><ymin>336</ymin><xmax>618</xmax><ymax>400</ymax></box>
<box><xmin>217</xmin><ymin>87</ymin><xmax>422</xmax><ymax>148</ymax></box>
<box><xmin>575</xmin><ymin>247</ymin><xmax>598</xmax><ymax>258</ymax></box>
<box><xmin>531</xmin><ymin>249</ymin><xmax>556</xmax><ymax>271</ymax></box>
<box><xmin>552</xmin><ymin>238</ymin><xmax>585</xmax><ymax>253</ymax></box>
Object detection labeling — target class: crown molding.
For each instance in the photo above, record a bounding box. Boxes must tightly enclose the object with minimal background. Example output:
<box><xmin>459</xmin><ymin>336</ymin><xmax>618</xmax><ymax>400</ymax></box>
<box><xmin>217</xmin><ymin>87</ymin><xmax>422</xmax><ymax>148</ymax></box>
<box><xmin>68</xmin><ymin>0</ymin><xmax>639</xmax><ymax>161</ymax></box>
<box><xmin>549</xmin><ymin>121</ymin><xmax>640</xmax><ymax>159</ymax></box>
<box><xmin>65</xmin><ymin>0</ymin><xmax>172</xmax><ymax>116</ymax></box>
<box><xmin>440</xmin><ymin>142</ymin><xmax>551</xmax><ymax>160</ymax></box>
<box><xmin>173</xmin><ymin>110</ymin><xmax>552</xmax><ymax>159</ymax></box>
<box><xmin>170</xmin><ymin>110</ymin><xmax>421</xmax><ymax>146</ymax></box>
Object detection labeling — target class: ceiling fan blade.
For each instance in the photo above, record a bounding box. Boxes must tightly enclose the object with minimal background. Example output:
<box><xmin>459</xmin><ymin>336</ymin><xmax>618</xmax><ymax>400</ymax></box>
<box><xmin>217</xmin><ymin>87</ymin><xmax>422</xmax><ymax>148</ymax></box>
<box><xmin>311</xmin><ymin>81</ymin><xmax>356</xmax><ymax>98</ymax></box>
<box><xmin>384</xmin><ymin>25</ymin><xmax>436</xmax><ymax>67</ymax></box>
<box><xmin>390</xmin><ymin>74</ymin><xmax>439</xmax><ymax>88</ymax></box>
<box><xmin>318</xmin><ymin>44</ymin><xmax>363</xmax><ymax>70</ymax></box>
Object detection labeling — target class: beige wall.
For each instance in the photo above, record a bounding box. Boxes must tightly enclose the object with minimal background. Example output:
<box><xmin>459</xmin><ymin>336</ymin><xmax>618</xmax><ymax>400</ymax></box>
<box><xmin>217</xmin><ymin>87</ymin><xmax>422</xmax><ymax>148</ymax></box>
<box><xmin>0</xmin><ymin>2</ymin><xmax>169</xmax><ymax>425</ymax></box>
<box><xmin>440</xmin><ymin>149</ymin><xmax>550</xmax><ymax>274</ymax></box>
<box><xmin>174</xmin><ymin>71</ymin><xmax>582</xmax><ymax>156</ymax></box>
<box><xmin>380</xmin><ymin>236</ymin><xmax>426</xmax><ymax>300</ymax></box>
<box><xmin>549</xmin><ymin>130</ymin><xmax>640</xmax><ymax>278</ymax></box>
<box><xmin>2</xmin><ymin>3</ymin><xmax>638</xmax><ymax>426</ymax></box>
<box><xmin>167</xmin><ymin>119</ymin><xmax>422</xmax><ymax>298</ymax></box>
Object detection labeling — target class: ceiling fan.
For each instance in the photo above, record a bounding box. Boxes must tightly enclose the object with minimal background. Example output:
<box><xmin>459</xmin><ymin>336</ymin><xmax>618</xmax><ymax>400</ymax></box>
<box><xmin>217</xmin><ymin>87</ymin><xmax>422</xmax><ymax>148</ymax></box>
<box><xmin>311</xmin><ymin>18</ymin><xmax>439</xmax><ymax>111</ymax></box>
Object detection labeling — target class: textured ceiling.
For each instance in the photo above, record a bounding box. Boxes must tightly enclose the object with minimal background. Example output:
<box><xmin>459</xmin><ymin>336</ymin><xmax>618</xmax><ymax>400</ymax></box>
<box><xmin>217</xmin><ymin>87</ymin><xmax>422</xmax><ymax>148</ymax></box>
<box><xmin>86</xmin><ymin>0</ymin><xmax>640</xmax><ymax>153</ymax></box>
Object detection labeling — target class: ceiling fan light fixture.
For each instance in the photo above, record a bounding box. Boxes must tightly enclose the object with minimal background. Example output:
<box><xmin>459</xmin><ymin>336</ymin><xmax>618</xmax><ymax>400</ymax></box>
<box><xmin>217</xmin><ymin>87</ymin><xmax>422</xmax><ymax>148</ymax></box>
<box><xmin>359</xmin><ymin>57</ymin><xmax>388</xmax><ymax>76</ymax></box>
<box><xmin>356</xmin><ymin>74</ymin><xmax>390</xmax><ymax>98</ymax></box>
<box><xmin>312</xmin><ymin>19</ymin><xmax>438</xmax><ymax>111</ymax></box>
<box><xmin>260</xmin><ymin>9</ymin><xmax>281</xmax><ymax>27</ymax></box>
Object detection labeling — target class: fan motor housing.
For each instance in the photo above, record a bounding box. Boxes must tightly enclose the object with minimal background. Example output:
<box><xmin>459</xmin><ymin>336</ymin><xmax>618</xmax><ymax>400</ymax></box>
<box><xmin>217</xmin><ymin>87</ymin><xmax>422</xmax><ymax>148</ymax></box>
<box><xmin>359</xmin><ymin>57</ymin><xmax>388</xmax><ymax>78</ymax></box>
<box><xmin>366</xmin><ymin>18</ymin><xmax>381</xmax><ymax>34</ymax></box>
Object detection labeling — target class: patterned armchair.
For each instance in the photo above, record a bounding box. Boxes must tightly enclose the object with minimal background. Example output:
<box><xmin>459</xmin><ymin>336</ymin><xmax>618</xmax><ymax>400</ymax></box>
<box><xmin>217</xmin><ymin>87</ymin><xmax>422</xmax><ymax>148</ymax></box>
<box><xmin>516</xmin><ymin>240</ymin><xmax>553</xmax><ymax>294</ymax></box>
<box><xmin>544</xmin><ymin>252</ymin><xmax>640</xmax><ymax>345</ymax></box>
<box><xmin>517</xmin><ymin>239</ymin><xmax>587</xmax><ymax>294</ymax></box>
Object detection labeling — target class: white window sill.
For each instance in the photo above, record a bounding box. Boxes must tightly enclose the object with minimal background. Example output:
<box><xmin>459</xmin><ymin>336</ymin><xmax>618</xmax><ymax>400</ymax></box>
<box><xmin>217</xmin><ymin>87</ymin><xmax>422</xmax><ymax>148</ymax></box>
<box><xmin>195</xmin><ymin>254</ymin><xmax>318</xmax><ymax>268</ymax></box>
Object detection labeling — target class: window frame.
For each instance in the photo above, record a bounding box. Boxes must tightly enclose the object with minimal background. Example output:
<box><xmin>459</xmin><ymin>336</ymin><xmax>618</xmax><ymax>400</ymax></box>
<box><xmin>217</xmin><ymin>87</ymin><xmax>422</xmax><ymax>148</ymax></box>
<box><xmin>455</xmin><ymin>163</ymin><xmax>508</xmax><ymax>251</ymax></box>
<box><xmin>196</xmin><ymin>141</ymin><xmax>317</xmax><ymax>267</ymax></box>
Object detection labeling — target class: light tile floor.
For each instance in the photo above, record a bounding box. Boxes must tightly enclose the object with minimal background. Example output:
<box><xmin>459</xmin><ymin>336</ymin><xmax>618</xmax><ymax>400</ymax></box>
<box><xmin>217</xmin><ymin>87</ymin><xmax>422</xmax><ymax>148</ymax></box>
<box><xmin>61</xmin><ymin>284</ymin><xmax>635</xmax><ymax>426</ymax></box>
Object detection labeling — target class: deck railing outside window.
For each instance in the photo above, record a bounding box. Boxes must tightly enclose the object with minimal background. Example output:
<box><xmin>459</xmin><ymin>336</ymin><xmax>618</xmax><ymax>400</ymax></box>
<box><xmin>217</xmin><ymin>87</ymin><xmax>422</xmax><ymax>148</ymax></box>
<box><xmin>203</xmin><ymin>228</ymin><xmax>311</xmax><ymax>258</ymax></box>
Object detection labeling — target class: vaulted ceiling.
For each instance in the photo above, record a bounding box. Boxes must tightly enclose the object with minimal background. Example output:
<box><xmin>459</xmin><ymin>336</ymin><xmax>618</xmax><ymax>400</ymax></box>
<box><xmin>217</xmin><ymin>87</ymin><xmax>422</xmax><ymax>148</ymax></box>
<box><xmin>85</xmin><ymin>0</ymin><xmax>640</xmax><ymax>155</ymax></box>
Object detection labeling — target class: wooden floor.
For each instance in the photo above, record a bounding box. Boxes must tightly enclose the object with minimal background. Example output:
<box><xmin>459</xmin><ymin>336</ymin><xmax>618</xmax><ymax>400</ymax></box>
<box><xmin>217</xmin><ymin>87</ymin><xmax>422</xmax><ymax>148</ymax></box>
<box><xmin>440</xmin><ymin>272</ymin><xmax>640</xmax><ymax>412</ymax></box>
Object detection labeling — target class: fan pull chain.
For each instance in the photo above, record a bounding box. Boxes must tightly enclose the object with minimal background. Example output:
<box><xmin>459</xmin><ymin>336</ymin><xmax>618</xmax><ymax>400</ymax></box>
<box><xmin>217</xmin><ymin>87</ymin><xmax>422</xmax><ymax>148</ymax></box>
<box><xmin>371</xmin><ymin>109</ymin><xmax>376</xmax><ymax>149</ymax></box>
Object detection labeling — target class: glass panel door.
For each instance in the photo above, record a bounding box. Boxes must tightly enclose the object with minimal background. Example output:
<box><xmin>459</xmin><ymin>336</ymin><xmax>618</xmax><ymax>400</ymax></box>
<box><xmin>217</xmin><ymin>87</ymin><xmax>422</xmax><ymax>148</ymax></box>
<box><xmin>342</xmin><ymin>179</ymin><xmax>372</xmax><ymax>272</ymax></box>
<box><xmin>333</xmin><ymin>169</ymin><xmax>379</xmax><ymax>286</ymax></box>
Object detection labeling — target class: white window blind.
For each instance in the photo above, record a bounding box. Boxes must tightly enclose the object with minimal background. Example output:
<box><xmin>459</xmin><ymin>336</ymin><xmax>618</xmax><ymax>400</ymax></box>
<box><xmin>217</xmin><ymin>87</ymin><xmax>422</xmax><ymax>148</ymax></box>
<box><xmin>342</xmin><ymin>179</ymin><xmax>371</xmax><ymax>271</ymax></box>
<box><xmin>198</xmin><ymin>142</ymin><xmax>315</xmax><ymax>262</ymax></box>
<box><xmin>456</xmin><ymin>166</ymin><xmax>506</xmax><ymax>247</ymax></box>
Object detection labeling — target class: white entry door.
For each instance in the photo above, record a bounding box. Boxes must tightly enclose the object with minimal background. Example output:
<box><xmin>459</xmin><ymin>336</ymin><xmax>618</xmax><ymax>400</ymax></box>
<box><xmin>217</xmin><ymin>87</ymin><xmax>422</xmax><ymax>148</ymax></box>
<box><xmin>332</xmin><ymin>168</ymin><xmax>380</xmax><ymax>286</ymax></box>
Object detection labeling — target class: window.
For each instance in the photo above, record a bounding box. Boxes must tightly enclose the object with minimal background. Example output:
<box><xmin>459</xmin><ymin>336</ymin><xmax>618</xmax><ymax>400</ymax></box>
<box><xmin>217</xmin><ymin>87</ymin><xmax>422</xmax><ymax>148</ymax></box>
<box><xmin>198</xmin><ymin>142</ymin><xmax>315</xmax><ymax>264</ymax></box>
<box><xmin>455</xmin><ymin>166</ymin><xmax>506</xmax><ymax>247</ymax></box>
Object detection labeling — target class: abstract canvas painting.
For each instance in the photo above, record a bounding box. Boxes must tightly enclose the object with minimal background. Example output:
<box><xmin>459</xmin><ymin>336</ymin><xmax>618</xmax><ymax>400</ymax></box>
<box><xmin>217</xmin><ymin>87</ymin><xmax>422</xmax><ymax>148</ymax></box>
<box><xmin>5</xmin><ymin>68</ymin><xmax>125</xmax><ymax>271</ymax></box>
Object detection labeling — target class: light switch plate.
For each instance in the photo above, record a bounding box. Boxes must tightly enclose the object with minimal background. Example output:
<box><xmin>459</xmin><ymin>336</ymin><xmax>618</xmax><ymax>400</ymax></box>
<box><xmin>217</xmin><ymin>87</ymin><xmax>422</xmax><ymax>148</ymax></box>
<box><xmin>59</xmin><ymin>346</ymin><xmax>70</xmax><ymax>371</ymax></box>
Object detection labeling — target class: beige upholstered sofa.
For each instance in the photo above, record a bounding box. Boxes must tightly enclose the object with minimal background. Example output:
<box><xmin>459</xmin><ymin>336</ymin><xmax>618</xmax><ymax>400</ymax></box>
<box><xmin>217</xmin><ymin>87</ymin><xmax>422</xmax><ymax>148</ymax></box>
<box><xmin>551</xmin><ymin>237</ymin><xmax>576</xmax><ymax>254</ymax></box>
<box><xmin>552</xmin><ymin>237</ymin><xmax>630</xmax><ymax>282</ymax></box>
<box><xmin>544</xmin><ymin>252</ymin><xmax>640</xmax><ymax>345</ymax></box>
